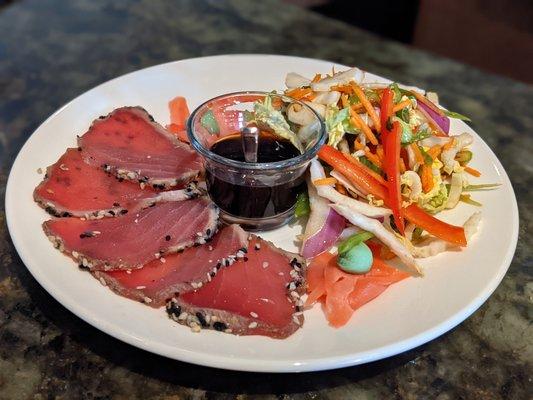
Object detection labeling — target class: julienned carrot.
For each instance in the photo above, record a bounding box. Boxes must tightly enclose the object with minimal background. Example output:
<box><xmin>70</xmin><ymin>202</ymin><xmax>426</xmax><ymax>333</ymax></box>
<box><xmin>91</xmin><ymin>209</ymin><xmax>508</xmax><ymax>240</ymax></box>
<box><xmin>341</xmin><ymin>94</ymin><xmax>350</xmax><ymax>108</ymax></box>
<box><xmin>411</xmin><ymin>91</ymin><xmax>445</xmax><ymax>117</ymax></box>
<box><xmin>383</xmin><ymin>121</ymin><xmax>405</xmax><ymax>234</ymax></box>
<box><xmin>418</xmin><ymin>106</ymin><xmax>447</xmax><ymax>137</ymax></box>
<box><xmin>343</xmin><ymin>153</ymin><xmax>387</xmax><ymax>186</ymax></box>
<box><xmin>312</xmin><ymin>73</ymin><xmax>322</xmax><ymax>83</ymax></box>
<box><xmin>376</xmin><ymin>145</ymin><xmax>384</xmax><ymax>161</ymax></box>
<box><xmin>335</xmin><ymin>183</ymin><xmax>347</xmax><ymax>195</ymax></box>
<box><xmin>399</xmin><ymin>157</ymin><xmax>406</xmax><ymax>173</ymax></box>
<box><xmin>421</xmin><ymin>164</ymin><xmax>434</xmax><ymax>193</ymax></box>
<box><xmin>442</xmin><ymin>138</ymin><xmax>455</xmax><ymax>151</ymax></box>
<box><xmin>286</xmin><ymin>87</ymin><xmax>313</xmax><ymax>100</ymax></box>
<box><xmin>353</xmin><ymin>141</ymin><xmax>382</xmax><ymax>168</ymax></box>
<box><xmin>464</xmin><ymin>166</ymin><xmax>481</xmax><ymax>177</ymax></box>
<box><xmin>349</xmin><ymin>108</ymin><xmax>378</xmax><ymax>145</ymax></box>
<box><xmin>313</xmin><ymin>177</ymin><xmax>338</xmax><ymax>186</ymax></box>
<box><xmin>351</xmin><ymin>83</ymin><xmax>381</xmax><ymax>132</ymax></box>
<box><xmin>404</xmin><ymin>204</ymin><xmax>467</xmax><ymax>246</ymax></box>
<box><xmin>331</xmin><ymin>84</ymin><xmax>353</xmax><ymax>94</ymax></box>
<box><xmin>392</xmin><ymin>99</ymin><xmax>411</xmax><ymax>113</ymax></box>
<box><xmin>318</xmin><ymin>145</ymin><xmax>388</xmax><ymax>199</ymax></box>
<box><xmin>427</xmin><ymin>145</ymin><xmax>442</xmax><ymax>160</ymax></box>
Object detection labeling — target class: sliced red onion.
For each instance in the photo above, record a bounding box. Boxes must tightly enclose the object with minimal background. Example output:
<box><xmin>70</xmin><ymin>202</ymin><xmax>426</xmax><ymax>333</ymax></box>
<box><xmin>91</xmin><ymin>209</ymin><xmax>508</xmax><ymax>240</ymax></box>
<box><xmin>301</xmin><ymin>208</ymin><xmax>345</xmax><ymax>259</ymax></box>
<box><xmin>418</xmin><ymin>101</ymin><xmax>450</xmax><ymax>134</ymax></box>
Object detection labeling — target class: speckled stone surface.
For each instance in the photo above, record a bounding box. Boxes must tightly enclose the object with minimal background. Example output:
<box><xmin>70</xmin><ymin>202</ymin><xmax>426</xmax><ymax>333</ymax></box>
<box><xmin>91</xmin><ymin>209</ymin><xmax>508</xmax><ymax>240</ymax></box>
<box><xmin>0</xmin><ymin>0</ymin><xmax>531</xmax><ymax>399</ymax></box>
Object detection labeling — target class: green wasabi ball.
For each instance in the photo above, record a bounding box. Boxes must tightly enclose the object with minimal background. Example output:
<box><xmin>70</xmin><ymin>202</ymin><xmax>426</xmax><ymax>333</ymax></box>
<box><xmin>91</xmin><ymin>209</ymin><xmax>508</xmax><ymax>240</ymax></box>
<box><xmin>337</xmin><ymin>242</ymin><xmax>373</xmax><ymax>274</ymax></box>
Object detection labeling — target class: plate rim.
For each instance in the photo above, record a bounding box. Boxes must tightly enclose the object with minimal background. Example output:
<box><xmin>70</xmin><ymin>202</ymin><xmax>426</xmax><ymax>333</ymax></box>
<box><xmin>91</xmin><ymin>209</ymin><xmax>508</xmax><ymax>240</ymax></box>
<box><xmin>5</xmin><ymin>54</ymin><xmax>519</xmax><ymax>372</ymax></box>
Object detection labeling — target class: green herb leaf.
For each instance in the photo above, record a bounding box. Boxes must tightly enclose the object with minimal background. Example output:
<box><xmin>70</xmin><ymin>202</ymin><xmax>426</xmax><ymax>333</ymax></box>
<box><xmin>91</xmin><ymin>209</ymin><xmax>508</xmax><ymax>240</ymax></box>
<box><xmin>444</xmin><ymin>110</ymin><xmax>471</xmax><ymax>122</ymax></box>
<box><xmin>359</xmin><ymin>156</ymin><xmax>383</xmax><ymax>175</ymax></box>
<box><xmin>294</xmin><ymin>191</ymin><xmax>310</xmax><ymax>218</ymax></box>
<box><xmin>419</xmin><ymin>146</ymin><xmax>434</xmax><ymax>166</ymax></box>
<box><xmin>412</xmin><ymin>227</ymin><xmax>424</xmax><ymax>241</ymax></box>
<box><xmin>200</xmin><ymin>110</ymin><xmax>220</xmax><ymax>135</ymax></box>
<box><xmin>337</xmin><ymin>231</ymin><xmax>374</xmax><ymax>256</ymax></box>
<box><xmin>389</xmin><ymin>83</ymin><xmax>403</xmax><ymax>103</ymax></box>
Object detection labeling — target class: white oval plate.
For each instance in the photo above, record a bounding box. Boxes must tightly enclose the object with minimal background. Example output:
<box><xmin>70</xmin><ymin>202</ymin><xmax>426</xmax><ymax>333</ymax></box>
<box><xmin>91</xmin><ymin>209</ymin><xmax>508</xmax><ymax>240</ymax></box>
<box><xmin>5</xmin><ymin>55</ymin><xmax>518</xmax><ymax>372</ymax></box>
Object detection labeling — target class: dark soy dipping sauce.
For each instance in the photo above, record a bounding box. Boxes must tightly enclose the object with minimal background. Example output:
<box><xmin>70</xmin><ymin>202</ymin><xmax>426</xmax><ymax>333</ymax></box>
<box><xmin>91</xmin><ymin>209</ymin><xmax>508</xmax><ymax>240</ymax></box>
<box><xmin>206</xmin><ymin>132</ymin><xmax>305</xmax><ymax>219</ymax></box>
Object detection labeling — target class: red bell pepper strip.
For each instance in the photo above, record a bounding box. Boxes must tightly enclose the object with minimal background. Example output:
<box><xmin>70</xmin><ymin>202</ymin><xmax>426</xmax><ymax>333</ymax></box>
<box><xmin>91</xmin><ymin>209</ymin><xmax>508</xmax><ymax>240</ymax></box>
<box><xmin>403</xmin><ymin>204</ymin><xmax>467</xmax><ymax>246</ymax></box>
<box><xmin>318</xmin><ymin>145</ymin><xmax>388</xmax><ymax>201</ymax></box>
<box><xmin>380</xmin><ymin>88</ymin><xmax>394</xmax><ymax>134</ymax></box>
<box><xmin>383</xmin><ymin>121</ymin><xmax>405</xmax><ymax>235</ymax></box>
<box><xmin>318</xmin><ymin>145</ymin><xmax>467</xmax><ymax>246</ymax></box>
<box><xmin>380</xmin><ymin>88</ymin><xmax>405</xmax><ymax>234</ymax></box>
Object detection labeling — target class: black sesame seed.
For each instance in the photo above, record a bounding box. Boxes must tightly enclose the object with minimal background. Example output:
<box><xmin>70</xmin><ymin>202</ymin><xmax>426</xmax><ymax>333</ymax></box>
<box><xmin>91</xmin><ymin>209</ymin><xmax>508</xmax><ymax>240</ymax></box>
<box><xmin>177</xmin><ymin>248</ymin><xmax>184</xmax><ymax>253</ymax></box>
<box><xmin>213</xmin><ymin>322</ymin><xmax>227</xmax><ymax>331</ymax></box>
<box><xmin>79</xmin><ymin>231</ymin><xmax>93</xmax><ymax>239</ymax></box>
<box><xmin>109</xmin><ymin>210</ymin><xmax>115</xmax><ymax>216</ymax></box>
<box><xmin>78</xmin><ymin>264</ymin><xmax>90</xmax><ymax>271</ymax></box>
<box><xmin>240</xmin><ymin>247</ymin><xmax>248</xmax><ymax>253</ymax></box>
<box><xmin>166</xmin><ymin>302</ymin><xmax>181</xmax><ymax>317</ymax></box>
<box><xmin>120</xmin><ymin>209</ymin><xmax>128</xmax><ymax>215</ymax></box>
<box><xmin>113</xmin><ymin>202</ymin><xmax>120</xmax><ymax>207</ymax></box>
<box><xmin>206</xmin><ymin>229</ymin><xmax>211</xmax><ymax>236</ymax></box>
<box><xmin>243</xmin><ymin>257</ymin><xmax>249</xmax><ymax>262</ymax></box>
<box><xmin>165</xmin><ymin>235</ymin><xmax>171</xmax><ymax>241</ymax></box>
<box><xmin>61</xmin><ymin>212</ymin><xmax>72</xmax><ymax>217</ymax></box>
<box><xmin>118</xmin><ymin>177</ymin><xmax>124</xmax><ymax>182</ymax></box>
<box><xmin>196</xmin><ymin>312</ymin><xmax>208</xmax><ymax>327</ymax></box>
<box><xmin>77</xmin><ymin>147</ymin><xmax>82</xmax><ymax>151</ymax></box>
<box><xmin>216</xmin><ymin>262</ymin><xmax>222</xmax><ymax>269</ymax></box>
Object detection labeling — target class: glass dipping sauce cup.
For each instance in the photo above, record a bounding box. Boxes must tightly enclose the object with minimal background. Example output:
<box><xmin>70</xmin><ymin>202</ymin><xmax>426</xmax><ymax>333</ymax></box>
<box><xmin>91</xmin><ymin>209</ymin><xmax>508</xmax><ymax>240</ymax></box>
<box><xmin>187</xmin><ymin>91</ymin><xmax>326</xmax><ymax>231</ymax></box>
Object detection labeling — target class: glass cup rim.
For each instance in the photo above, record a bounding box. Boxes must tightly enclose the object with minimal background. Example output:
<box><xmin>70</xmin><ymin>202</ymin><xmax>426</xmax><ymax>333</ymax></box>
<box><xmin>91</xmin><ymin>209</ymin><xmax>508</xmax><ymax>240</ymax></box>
<box><xmin>186</xmin><ymin>90</ymin><xmax>327</xmax><ymax>171</ymax></box>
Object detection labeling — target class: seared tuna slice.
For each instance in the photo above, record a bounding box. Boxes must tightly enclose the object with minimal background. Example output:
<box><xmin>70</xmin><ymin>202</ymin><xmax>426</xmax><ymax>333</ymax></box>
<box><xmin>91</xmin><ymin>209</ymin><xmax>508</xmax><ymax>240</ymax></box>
<box><xmin>79</xmin><ymin>107</ymin><xmax>202</xmax><ymax>189</ymax></box>
<box><xmin>167</xmin><ymin>236</ymin><xmax>306</xmax><ymax>339</ymax></box>
<box><xmin>43</xmin><ymin>197</ymin><xmax>218</xmax><ymax>271</ymax></box>
<box><xmin>34</xmin><ymin>148</ymin><xmax>200</xmax><ymax>218</ymax></box>
<box><xmin>94</xmin><ymin>224</ymin><xmax>248</xmax><ymax>307</ymax></box>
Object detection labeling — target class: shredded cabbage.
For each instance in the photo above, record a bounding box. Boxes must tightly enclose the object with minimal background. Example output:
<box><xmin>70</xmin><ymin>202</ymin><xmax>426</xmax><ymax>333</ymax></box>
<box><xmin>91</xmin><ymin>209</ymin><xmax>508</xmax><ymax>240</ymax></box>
<box><xmin>253</xmin><ymin>95</ymin><xmax>303</xmax><ymax>152</ymax></box>
<box><xmin>325</xmin><ymin>105</ymin><xmax>355</xmax><ymax>147</ymax></box>
<box><xmin>417</xmin><ymin>158</ymin><xmax>449</xmax><ymax>213</ymax></box>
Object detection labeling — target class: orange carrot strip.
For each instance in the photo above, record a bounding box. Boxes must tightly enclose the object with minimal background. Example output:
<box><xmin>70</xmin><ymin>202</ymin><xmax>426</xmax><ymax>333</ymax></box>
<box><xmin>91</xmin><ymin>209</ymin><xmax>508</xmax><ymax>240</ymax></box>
<box><xmin>392</xmin><ymin>99</ymin><xmax>411</xmax><ymax>113</ymax></box>
<box><xmin>464</xmin><ymin>166</ymin><xmax>481</xmax><ymax>177</ymax></box>
<box><xmin>341</xmin><ymin>94</ymin><xmax>349</xmax><ymax>109</ymax></box>
<box><xmin>421</xmin><ymin>165</ymin><xmax>434</xmax><ymax>193</ymax></box>
<box><xmin>427</xmin><ymin>145</ymin><xmax>442</xmax><ymax>160</ymax></box>
<box><xmin>331</xmin><ymin>84</ymin><xmax>353</xmax><ymax>94</ymax></box>
<box><xmin>343</xmin><ymin>153</ymin><xmax>387</xmax><ymax>185</ymax></box>
<box><xmin>365</xmin><ymin>151</ymin><xmax>382</xmax><ymax>168</ymax></box>
<box><xmin>313</xmin><ymin>177</ymin><xmax>338</xmax><ymax>186</ymax></box>
<box><xmin>351</xmin><ymin>82</ymin><xmax>381</xmax><ymax>132</ymax></box>
<box><xmin>443</xmin><ymin>138</ymin><xmax>455</xmax><ymax>151</ymax></box>
<box><xmin>376</xmin><ymin>145</ymin><xmax>384</xmax><ymax>161</ymax></box>
<box><xmin>349</xmin><ymin>108</ymin><xmax>378</xmax><ymax>145</ymax></box>
<box><xmin>335</xmin><ymin>183</ymin><xmax>347</xmax><ymax>195</ymax></box>
<box><xmin>399</xmin><ymin>157</ymin><xmax>406</xmax><ymax>173</ymax></box>
<box><xmin>312</xmin><ymin>73</ymin><xmax>322</xmax><ymax>83</ymax></box>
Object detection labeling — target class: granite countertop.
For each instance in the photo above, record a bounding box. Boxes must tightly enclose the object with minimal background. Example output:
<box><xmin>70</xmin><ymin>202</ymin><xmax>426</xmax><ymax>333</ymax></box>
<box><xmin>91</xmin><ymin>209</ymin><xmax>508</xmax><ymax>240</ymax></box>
<box><xmin>0</xmin><ymin>0</ymin><xmax>531</xmax><ymax>398</ymax></box>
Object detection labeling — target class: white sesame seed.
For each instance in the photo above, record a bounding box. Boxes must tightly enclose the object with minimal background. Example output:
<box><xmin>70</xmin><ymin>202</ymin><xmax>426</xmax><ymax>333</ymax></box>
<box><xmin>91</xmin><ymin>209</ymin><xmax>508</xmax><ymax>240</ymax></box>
<box><xmin>290</xmin><ymin>291</ymin><xmax>299</xmax><ymax>298</ymax></box>
<box><xmin>278</xmin><ymin>272</ymin><xmax>284</xmax><ymax>276</ymax></box>
<box><xmin>208</xmin><ymin>246</ymin><xmax>213</xmax><ymax>251</ymax></box>
<box><xmin>293</xmin><ymin>315</ymin><xmax>301</xmax><ymax>325</ymax></box>
<box><xmin>71</xmin><ymin>251</ymin><xmax>79</xmax><ymax>258</ymax></box>
<box><xmin>99</xmin><ymin>277</ymin><xmax>107</xmax><ymax>286</ymax></box>
<box><xmin>250</xmin><ymin>312</ymin><xmax>258</xmax><ymax>318</ymax></box>
<box><xmin>248</xmin><ymin>322</ymin><xmax>258</xmax><ymax>329</ymax></box>
<box><xmin>37</xmin><ymin>167</ymin><xmax>43</xmax><ymax>174</ymax></box>
<box><xmin>126</xmin><ymin>270</ymin><xmax>132</xmax><ymax>274</ymax></box>
<box><xmin>136</xmin><ymin>286</ymin><xmax>146</xmax><ymax>290</ymax></box>
<box><xmin>160</xmin><ymin>257</ymin><xmax>166</xmax><ymax>263</ymax></box>
<box><xmin>178</xmin><ymin>312</ymin><xmax>188</xmax><ymax>320</ymax></box>
<box><xmin>190</xmin><ymin>323</ymin><xmax>201</xmax><ymax>333</ymax></box>
<box><xmin>262</xmin><ymin>262</ymin><xmax>269</xmax><ymax>268</ymax></box>
<box><xmin>143</xmin><ymin>297</ymin><xmax>152</xmax><ymax>303</ymax></box>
